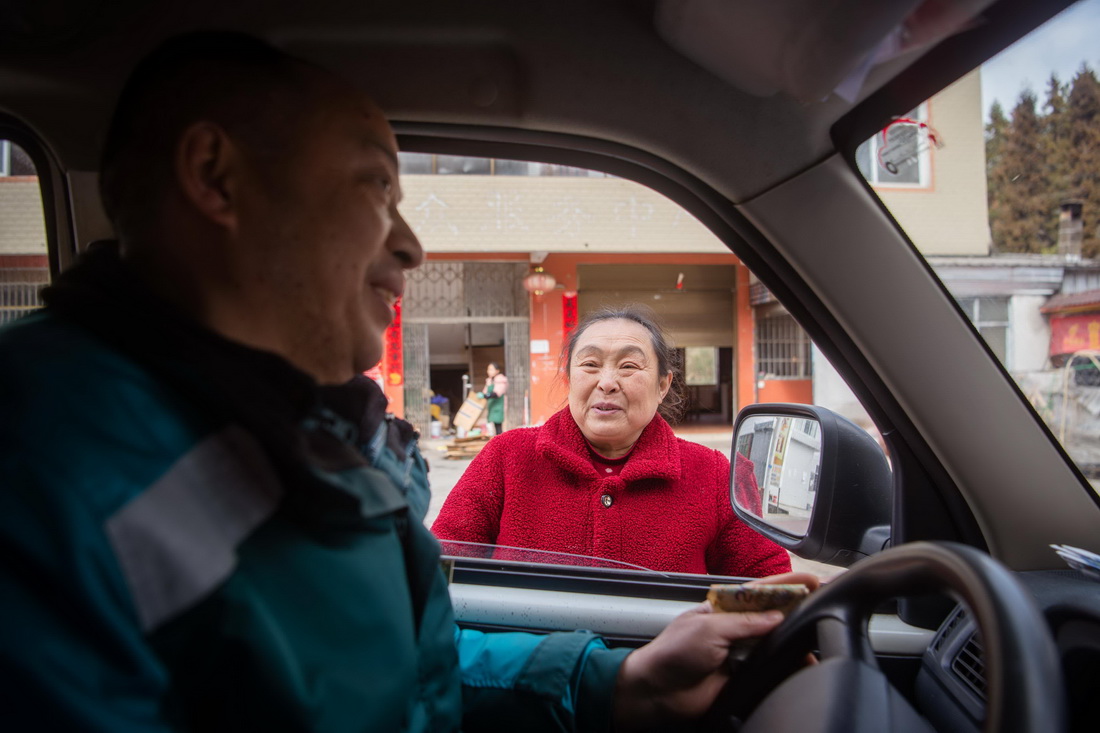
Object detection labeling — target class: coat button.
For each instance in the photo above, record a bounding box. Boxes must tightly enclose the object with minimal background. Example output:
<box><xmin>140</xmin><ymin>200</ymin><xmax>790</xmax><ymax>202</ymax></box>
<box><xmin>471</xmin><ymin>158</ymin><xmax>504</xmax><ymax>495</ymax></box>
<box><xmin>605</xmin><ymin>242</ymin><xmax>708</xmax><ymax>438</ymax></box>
<box><xmin>601</xmin><ymin>494</ymin><xmax>613</xmax><ymax>508</ymax></box>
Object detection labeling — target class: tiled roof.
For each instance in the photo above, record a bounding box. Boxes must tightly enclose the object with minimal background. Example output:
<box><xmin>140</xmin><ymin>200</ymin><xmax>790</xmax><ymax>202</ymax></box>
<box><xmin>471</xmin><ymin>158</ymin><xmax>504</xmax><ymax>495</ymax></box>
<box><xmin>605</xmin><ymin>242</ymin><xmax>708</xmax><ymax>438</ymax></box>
<box><xmin>1042</xmin><ymin>289</ymin><xmax>1100</xmax><ymax>314</ymax></box>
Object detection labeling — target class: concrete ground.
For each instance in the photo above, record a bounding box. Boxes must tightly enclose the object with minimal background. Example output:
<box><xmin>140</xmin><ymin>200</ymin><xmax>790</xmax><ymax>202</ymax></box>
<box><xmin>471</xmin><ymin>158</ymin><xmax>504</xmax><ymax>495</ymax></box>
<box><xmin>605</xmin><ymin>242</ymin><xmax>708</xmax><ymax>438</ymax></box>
<box><xmin>419</xmin><ymin>425</ymin><xmax>843</xmax><ymax>580</ymax></box>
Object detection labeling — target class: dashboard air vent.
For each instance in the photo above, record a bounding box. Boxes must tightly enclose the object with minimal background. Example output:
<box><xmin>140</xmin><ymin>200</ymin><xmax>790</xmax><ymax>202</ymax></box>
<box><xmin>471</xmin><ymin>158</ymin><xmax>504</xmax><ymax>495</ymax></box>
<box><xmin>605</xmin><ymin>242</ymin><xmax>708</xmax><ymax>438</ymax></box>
<box><xmin>931</xmin><ymin>605</ymin><xmax>968</xmax><ymax>654</ymax></box>
<box><xmin>951</xmin><ymin>631</ymin><xmax>987</xmax><ymax>701</ymax></box>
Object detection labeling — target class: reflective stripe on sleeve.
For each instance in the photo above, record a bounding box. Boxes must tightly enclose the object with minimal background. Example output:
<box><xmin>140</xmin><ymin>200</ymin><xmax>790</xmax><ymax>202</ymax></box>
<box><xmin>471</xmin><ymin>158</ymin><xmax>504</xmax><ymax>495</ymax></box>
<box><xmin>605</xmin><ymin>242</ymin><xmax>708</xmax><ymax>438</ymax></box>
<box><xmin>105</xmin><ymin>425</ymin><xmax>283</xmax><ymax>632</ymax></box>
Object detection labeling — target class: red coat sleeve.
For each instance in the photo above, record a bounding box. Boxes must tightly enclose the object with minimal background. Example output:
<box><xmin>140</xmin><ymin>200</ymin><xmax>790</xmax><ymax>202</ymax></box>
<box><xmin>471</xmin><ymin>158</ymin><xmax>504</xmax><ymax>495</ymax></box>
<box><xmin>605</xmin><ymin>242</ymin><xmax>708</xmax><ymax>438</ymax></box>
<box><xmin>430</xmin><ymin>435</ymin><xmax>507</xmax><ymax>545</ymax></box>
<box><xmin>732</xmin><ymin>452</ymin><xmax>763</xmax><ymax>517</ymax></box>
<box><xmin>705</xmin><ymin>450</ymin><xmax>792</xmax><ymax>578</ymax></box>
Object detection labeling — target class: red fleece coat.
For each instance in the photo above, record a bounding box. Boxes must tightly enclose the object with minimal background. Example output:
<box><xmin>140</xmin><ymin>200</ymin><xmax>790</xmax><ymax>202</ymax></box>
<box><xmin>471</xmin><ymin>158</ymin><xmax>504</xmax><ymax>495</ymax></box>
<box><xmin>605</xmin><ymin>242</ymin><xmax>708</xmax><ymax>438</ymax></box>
<box><xmin>432</xmin><ymin>408</ymin><xmax>791</xmax><ymax>577</ymax></box>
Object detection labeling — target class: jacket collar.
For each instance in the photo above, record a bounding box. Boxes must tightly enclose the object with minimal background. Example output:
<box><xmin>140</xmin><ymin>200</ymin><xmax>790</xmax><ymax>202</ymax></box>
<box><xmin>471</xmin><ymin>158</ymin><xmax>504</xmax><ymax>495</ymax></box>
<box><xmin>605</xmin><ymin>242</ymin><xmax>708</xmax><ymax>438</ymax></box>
<box><xmin>42</xmin><ymin>240</ymin><xmax>318</xmax><ymax>425</ymax></box>
<box><xmin>41</xmin><ymin>241</ymin><xmax>406</xmax><ymax>528</ymax></box>
<box><xmin>535</xmin><ymin>408</ymin><xmax>681</xmax><ymax>483</ymax></box>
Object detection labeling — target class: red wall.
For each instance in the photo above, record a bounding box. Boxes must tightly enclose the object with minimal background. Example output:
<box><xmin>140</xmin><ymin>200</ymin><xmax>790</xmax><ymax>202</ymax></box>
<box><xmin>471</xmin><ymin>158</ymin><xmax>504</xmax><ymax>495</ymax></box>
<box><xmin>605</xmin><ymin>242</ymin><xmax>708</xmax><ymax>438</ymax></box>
<box><xmin>757</xmin><ymin>379</ymin><xmax>813</xmax><ymax>405</ymax></box>
<box><xmin>527</xmin><ymin>252</ymin><xmax>749</xmax><ymax>424</ymax></box>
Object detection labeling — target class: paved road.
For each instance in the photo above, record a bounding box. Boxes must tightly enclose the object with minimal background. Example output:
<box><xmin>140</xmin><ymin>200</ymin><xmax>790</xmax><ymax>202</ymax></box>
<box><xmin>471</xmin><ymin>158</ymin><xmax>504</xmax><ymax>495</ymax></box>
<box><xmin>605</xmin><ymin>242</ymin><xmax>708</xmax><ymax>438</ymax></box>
<box><xmin>419</xmin><ymin>430</ymin><xmax>842</xmax><ymax>579</ymax></box>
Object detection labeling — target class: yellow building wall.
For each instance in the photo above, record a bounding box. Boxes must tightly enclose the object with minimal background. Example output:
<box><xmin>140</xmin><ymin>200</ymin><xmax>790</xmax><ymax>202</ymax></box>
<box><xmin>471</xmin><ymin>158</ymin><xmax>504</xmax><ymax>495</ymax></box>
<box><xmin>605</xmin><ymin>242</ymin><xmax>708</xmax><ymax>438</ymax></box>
<box><xmin>0</xmin><ymin>179</ymin><xmax>47</xmax><ymax>255</ymax></box>
<box><xmin>400</xmin><ymin>175</ymin><xmax>729</xmax><ymax>254</ymax></box>
<box><xmin>402</xmin><ymin>71</ymin><xmax>989</xmax><ymax>260</ymax></box>
<box><xmin>875</xmin><ymin>69</ymin><xmax>991</xmax><ymax>256</ymax></box>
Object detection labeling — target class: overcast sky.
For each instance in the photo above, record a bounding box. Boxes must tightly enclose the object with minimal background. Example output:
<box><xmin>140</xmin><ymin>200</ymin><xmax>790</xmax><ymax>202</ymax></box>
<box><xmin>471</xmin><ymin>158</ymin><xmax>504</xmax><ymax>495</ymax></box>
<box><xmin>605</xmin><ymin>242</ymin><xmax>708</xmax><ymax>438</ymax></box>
<box><xmin>980</xmin><ymin>0</ymin><xmax>1100</xmax><ymax>121</ymax></box>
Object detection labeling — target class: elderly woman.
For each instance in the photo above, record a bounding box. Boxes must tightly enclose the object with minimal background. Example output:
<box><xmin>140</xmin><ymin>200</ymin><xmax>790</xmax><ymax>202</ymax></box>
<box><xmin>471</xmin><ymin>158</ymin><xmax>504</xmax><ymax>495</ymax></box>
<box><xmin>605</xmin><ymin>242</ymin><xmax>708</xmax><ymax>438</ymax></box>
<box><xmin>432</xmin><ymin>306</ymin><xmax>790</xmax><ymax>577</ymax></box>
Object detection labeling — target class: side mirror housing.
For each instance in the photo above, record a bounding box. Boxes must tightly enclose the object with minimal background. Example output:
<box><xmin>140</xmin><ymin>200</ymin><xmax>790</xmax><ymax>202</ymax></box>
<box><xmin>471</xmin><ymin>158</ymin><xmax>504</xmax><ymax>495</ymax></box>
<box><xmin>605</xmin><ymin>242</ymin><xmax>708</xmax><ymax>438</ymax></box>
<box><xmin>731</xmin><ymin>403</ymin><xmax>892</xmax><ymax>567</ymax></box>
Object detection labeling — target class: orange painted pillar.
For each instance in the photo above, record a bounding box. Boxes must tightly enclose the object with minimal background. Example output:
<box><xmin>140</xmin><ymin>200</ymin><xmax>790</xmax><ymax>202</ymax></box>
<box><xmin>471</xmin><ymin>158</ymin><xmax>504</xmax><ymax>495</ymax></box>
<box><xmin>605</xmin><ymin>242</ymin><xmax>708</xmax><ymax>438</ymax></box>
<box><xmin>735</xmin><ymin>262</ymin><xmax>756</xmax><ymax>413</ymax></box>
<box><xmin>527</xmin><ymin>255</ymin><xmax>577</xmax><ymax>425</ymax></box>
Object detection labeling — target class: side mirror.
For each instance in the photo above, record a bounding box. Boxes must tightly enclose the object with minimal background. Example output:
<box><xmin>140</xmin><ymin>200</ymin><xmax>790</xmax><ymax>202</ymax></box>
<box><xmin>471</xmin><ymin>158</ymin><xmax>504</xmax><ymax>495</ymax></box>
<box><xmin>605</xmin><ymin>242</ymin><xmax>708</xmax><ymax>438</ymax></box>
<box><xmin>731</xmin><ymin>403</ymin><xmax>892</xmax><ymax>567</ymax></box>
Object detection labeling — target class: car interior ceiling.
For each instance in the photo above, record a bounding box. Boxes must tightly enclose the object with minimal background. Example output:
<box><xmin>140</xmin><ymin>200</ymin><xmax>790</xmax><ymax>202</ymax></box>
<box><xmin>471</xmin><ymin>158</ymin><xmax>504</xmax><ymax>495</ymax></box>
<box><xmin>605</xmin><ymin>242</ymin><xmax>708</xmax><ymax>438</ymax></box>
<box><xmin>0</xmin><ymin>1</ymin><xmax>1071</xmax><ymax>226</ymax></box>
<box><xmin>0</xmin><ymin>0</ymin><xmax>1064</xmax><ymax>196</ymax></box>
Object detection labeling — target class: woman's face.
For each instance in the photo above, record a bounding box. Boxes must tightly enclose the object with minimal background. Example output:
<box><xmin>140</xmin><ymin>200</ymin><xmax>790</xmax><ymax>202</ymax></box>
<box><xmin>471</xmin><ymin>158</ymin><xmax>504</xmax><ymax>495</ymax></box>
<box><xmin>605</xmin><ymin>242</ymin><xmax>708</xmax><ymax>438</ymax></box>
<box><xmin>567</xmin><ymin>319</ymin><xmax>672</xmax><ymax>458</ymax></box>
<box><xmin>487</xmin><ymin>363</ymin><xmax>499</xmax><ymax>378</ymax></box>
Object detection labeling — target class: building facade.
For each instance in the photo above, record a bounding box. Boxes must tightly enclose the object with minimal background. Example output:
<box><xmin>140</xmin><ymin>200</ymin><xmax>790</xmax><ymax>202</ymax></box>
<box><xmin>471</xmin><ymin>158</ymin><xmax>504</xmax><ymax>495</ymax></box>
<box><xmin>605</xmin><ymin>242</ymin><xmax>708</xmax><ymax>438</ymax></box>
<box><xmin>388</xmin><ymin>70</ymin><xmax>995</xmax><ymax>432</ymax></box>
<box><xmin>9</xmin><ymin>69</ymin><xmax>1083</xmax><ymax>437</ymax></box>
<box><xmin>0</xmin><ymin>142</ymin><xmax>48</xmax><ymax>326</ymax></box>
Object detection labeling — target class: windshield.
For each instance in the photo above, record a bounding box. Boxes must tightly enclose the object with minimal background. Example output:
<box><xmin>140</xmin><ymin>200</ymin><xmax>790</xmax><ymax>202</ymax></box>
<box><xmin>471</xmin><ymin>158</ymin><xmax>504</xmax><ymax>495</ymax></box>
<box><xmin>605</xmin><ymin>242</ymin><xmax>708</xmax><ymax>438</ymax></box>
<box><xmin>856</xmin><ymin>0</ymin><xmax>1100</xmax><ymax>495</ymax></box>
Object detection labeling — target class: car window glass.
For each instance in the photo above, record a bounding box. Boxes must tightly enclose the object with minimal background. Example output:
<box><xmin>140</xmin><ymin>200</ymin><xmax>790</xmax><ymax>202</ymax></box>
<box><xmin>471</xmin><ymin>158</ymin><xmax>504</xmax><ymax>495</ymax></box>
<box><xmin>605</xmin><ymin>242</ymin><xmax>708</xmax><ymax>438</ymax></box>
<box><xmin>392</xmin><ymin>152</ymin><xmax>859</xmax><ymax>581</ymax></box>
<box><xmin>438</xmin><ymin>539</ymin><xmax>661</xmax><ymax>573</ymax></box>
<box><xmin>0</xmin><ymin>140</ymin><xmax>48</xmax><ymax>326</ymax></box>
<box><xmin>857</xmin><ymin>3</ymin><xmax>1100</xmax><ymax>497</ymax></box>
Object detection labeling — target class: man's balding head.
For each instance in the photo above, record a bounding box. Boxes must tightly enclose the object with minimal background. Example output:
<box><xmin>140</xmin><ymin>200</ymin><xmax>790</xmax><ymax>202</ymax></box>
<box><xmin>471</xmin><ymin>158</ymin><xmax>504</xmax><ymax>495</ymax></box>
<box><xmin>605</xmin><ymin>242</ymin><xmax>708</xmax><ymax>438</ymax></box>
<box><xmin>98</xmin><ymin>31</ymin><xmax>422</xmax><ymax>384</ymax></box>
<box><xmin>99</xmin><ymin>32</ymin><xmax>322</xmax><ymax>244</ymax></box>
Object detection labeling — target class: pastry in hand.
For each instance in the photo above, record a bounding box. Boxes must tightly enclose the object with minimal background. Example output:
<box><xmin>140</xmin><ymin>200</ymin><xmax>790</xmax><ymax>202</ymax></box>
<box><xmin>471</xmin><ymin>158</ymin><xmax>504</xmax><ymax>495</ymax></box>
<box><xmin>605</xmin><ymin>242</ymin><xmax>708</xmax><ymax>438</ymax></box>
<box><xmin>707</xmin><ymin>583</ymin><xmax>810</xmax><ymax>616</ymax></box>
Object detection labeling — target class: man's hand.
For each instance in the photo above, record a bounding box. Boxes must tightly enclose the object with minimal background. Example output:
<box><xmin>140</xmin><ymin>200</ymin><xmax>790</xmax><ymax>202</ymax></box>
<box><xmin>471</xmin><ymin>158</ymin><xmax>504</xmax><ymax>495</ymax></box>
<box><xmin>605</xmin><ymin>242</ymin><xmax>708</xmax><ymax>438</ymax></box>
<box><xmin>612</xmin><ymin>572</ymin><xmax>820</xmax><ymax>731</ymax></box>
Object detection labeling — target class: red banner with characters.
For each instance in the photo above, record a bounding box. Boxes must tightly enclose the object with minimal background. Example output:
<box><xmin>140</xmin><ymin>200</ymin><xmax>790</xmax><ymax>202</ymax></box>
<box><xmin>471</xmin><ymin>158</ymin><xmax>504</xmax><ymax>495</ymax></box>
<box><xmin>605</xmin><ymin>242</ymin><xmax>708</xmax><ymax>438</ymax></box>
<box><xmin>383</xmin><ymin>300</ymin><xmax>404</xmax><ymax>386</ymax></box>
<box><xmin>562</xmin><ymin>292</ymin><xmax>578</xmax><ymax>340</ymax></box>
<box><xmin>1050</xmin><ymin>313</ymin><xmax>1100</xmax><ymax>356</ymax></box>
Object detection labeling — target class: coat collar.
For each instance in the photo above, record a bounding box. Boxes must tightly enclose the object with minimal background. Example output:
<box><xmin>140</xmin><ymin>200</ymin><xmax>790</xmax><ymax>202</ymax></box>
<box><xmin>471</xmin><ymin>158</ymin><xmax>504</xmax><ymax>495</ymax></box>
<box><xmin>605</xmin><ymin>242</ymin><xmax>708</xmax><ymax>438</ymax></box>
<box><xmin>535</xmin><ymin>408</ymin><xmax>681</xmax><ymax>483</ymax></box>
<box><xmin>41</xmin><ymin>241</ymin><xmax>408</xmax><ymax>530</ymax></box>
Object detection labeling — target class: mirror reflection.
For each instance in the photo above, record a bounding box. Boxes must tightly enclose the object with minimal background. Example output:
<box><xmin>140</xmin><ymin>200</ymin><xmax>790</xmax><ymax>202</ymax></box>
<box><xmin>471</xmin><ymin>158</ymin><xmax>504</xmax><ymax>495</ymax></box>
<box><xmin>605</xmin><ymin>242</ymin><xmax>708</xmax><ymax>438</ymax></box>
<box><xmin>733</xmin><ymin>415</ymin><xmax>822</xmax><ymax>537</ymax></box>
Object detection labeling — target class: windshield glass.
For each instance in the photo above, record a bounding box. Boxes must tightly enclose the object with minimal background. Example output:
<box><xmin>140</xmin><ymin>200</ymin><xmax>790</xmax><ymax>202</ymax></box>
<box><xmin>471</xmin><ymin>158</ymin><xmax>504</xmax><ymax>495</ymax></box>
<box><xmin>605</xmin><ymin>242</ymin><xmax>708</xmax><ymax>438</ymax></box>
<box><xmin>857</xmin><ymin>0</ymin><xmax>1100</xmax><ymax>495</ymax></box>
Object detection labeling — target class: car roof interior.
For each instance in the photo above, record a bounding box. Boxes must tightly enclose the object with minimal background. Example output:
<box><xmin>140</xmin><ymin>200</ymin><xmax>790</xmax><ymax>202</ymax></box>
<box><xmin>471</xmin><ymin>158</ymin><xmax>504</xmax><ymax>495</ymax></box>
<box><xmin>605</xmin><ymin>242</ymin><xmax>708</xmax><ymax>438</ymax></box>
<box><xmin>0</xmin><ymin>0</ymin><xmax>1074</xmax><ymax>199</ymax></box>
<box><xmin>2</xmin><ymin>0</ymin><xmax>1097</xmax><ymax>571</ymax></box>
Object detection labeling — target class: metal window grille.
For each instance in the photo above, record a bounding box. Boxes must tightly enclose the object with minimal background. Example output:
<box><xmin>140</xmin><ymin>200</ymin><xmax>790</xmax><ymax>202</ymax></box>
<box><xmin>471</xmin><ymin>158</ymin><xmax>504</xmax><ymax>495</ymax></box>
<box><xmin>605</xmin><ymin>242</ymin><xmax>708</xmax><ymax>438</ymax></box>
<box><xmin>0</xmin><ymin>279</ymin><xmax>44</xmax><ymax>325</ymax></box>
<box><xmin>504</xmin><ymin>320</ymin><xmax>530</xmax><ymax>428</ymax></box>
<box><xmin>755</xmin><ymin>313</ymin><xmax>812</xmax><ymax>379</ymax></box>
<box><xmin>402</xmin><ymin>323</ymin><xmax>431</xmax><ymax>432</ymax></box>
<box><xmin>796</xmin><ymin>418</ymin><xmax>819</xmax><ymax>439</ymax></box>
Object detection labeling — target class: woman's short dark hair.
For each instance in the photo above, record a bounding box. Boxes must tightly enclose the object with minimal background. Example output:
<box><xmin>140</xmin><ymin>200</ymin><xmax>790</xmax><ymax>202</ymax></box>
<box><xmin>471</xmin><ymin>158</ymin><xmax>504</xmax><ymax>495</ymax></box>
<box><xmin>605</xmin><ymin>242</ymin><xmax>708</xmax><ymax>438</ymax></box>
<box><xmin>487</xmin><ymin>362</ymin><xmax>503</xmax><ymax>373</ymax></box>
<box><xmin>560</xmin><ymin>304</ymin><xmax>684</xmax><ymax>423</ymax></box>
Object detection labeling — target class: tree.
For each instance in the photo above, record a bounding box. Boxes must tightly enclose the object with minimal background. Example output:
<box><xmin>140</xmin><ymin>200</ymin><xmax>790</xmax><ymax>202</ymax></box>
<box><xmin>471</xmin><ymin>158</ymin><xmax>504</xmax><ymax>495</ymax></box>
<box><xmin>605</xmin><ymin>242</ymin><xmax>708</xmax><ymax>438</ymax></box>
<box><xmin>1063</xmin><ymin>65</ymin><xmax>1100</xmax><ymax>257</ymax></box>
<box><xmin>985</xmin><ymin>100</ymin><xmax>1008</xmax><ymax>172</ymax></box>
<box><xmin>1042</xmin><ymin>74</ymin><xmax>1071</xmax><ymax>210</ymax></box>
<box><xmin>985</xmin><ymin>100</ymin><xmax>1009</xmax><ymax>242</ymax></box>
<box><xmin>988</xmin><ymin>91</ymin><xmax>1054</xmax><ymax>252</ymax></box>
<box><xmin>986</xmin><ymin>66</ymin><xmax>1100</xmax><ymax>257</ymax></box>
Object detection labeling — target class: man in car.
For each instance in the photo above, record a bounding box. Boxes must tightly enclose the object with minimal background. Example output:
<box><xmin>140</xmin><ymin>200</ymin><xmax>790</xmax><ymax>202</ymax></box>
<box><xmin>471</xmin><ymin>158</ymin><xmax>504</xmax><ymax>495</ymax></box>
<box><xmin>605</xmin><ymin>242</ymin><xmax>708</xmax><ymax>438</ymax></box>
<box><xmin>0</xmin><ymin>32</ymin><xmax>810</xmax><ymax>731</ymax></box>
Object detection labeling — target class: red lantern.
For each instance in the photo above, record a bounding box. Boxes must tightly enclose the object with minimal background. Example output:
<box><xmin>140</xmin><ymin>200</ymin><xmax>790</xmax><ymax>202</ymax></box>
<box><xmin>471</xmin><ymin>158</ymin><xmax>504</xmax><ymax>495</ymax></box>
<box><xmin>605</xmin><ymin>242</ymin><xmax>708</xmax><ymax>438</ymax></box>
<box><xmin>522</xmin><ymin>266</ymin><xmax>556</xmax><ymax>296</ymax></box>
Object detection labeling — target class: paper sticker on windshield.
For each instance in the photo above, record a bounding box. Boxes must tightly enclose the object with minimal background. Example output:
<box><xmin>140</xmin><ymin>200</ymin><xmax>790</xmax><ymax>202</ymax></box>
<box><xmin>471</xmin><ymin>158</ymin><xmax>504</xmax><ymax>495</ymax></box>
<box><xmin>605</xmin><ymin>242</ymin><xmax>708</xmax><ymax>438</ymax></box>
<box><xmin>877</xmin><ymin>117</ymin><xmax>944</xmax><ymax>176</ymax></box>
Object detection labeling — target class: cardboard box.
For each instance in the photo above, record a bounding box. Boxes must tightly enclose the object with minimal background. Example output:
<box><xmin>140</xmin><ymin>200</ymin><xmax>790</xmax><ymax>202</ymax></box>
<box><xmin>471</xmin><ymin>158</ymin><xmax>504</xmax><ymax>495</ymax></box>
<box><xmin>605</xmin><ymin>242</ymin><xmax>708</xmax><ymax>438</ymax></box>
<box><xmin>452</xmin><ymin>391</ymin><xmax>487</xmax><ymax>432</ymax></box>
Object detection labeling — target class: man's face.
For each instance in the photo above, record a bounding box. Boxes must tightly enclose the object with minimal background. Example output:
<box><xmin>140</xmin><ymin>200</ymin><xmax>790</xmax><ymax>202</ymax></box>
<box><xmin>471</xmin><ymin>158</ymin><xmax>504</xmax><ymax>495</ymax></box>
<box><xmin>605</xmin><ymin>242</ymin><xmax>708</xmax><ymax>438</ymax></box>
<box><xmin>237</xmin><ymin>78</ymin><xmax>422</xmax><ymax>383</ymax></box>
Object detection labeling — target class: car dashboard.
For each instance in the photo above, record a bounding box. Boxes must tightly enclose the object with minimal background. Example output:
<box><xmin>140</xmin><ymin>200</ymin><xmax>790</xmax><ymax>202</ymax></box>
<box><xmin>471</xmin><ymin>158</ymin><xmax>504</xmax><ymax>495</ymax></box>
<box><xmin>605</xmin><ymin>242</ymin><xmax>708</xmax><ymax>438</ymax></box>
<box><xmin>917</xmin><ymin>570</ymin><xmax>1100</xmax><ymax>733</ymax></box>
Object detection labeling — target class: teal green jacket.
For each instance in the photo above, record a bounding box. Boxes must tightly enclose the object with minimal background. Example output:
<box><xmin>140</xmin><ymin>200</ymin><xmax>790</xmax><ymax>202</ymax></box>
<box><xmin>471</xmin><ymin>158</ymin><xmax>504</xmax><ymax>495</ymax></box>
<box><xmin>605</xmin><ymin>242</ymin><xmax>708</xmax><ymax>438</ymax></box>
<box><xmin>0</xmin><ymin>253</ymin><xmax>629</xmax><ymax>732</ymax></box>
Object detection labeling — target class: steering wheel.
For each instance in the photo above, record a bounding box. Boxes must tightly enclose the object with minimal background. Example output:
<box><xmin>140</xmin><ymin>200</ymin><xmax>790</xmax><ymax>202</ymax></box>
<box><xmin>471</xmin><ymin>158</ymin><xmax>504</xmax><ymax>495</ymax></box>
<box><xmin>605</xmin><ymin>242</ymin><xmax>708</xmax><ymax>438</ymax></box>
<box><xmin>708</xmin><ymin>541</ymin><xmax>1066</xmax><ymax>733</ymax></box>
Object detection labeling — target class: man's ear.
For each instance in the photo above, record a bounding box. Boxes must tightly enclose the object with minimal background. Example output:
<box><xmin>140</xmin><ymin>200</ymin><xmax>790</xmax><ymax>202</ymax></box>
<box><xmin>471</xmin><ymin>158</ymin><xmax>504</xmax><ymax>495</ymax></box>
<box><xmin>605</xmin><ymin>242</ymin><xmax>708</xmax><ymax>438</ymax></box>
<box><xmin>174</xmin><ymin>121</ymin><xmax>241</xmax><ymax>232</ymax></box>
